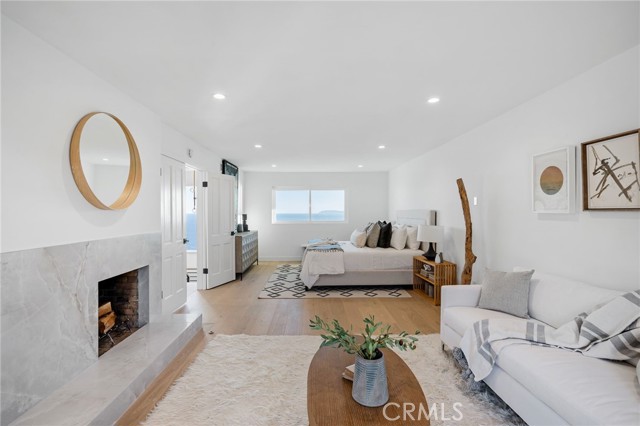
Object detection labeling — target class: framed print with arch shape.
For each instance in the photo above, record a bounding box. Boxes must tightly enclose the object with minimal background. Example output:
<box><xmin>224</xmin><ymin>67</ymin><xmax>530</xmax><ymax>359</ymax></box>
<box><xmin>581</xmin><ymin>129</ymin><xmax>640</xmax><ymax>210</ymax></box>
<box><xmin>532</xmin><ymin>146</ymin><xmax>575</xmax><ymax>214</ymax></box>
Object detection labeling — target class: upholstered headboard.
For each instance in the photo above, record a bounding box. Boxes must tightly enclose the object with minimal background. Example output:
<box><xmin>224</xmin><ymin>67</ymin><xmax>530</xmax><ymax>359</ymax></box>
<box><xmin>396</xmin><ymin>210</ymin><xmax>437</xmax><ymax>227</ymax></box>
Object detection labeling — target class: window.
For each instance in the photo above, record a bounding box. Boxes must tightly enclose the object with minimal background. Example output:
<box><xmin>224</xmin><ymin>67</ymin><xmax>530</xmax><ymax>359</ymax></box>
<box><xmin>273</xmin><ymin>188</ymin><xmax>346</xmax><ymax>223</ymax></box>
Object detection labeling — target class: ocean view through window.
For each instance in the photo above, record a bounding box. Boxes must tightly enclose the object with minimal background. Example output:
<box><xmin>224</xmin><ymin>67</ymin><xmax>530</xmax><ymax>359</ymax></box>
<box><xmin>273</xmin><ymin>188</ymin><xmax>346</xmax><ymax>223</ymax></box>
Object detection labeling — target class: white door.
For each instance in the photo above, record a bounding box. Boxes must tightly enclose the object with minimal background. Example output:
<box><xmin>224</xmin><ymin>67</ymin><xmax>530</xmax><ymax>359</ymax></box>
<box><xmin>161</xmin><ymin>155</ymin><xmax>187</xmax><ymax>313</ymax></box>
<box><xmin>205</xmin><ymin>173</ymin><xmax>236</xmax><ymax>288</ymax></box>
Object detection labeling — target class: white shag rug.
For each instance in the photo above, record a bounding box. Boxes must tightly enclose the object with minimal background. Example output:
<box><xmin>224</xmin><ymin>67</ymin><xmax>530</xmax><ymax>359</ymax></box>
<box><xmin>144</xmin><ymin>334</ymin><xmax>525</xmax><ymax>426</ymax></box>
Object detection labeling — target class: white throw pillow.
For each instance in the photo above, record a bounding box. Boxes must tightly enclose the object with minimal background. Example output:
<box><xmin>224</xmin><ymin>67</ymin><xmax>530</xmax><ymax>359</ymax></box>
<box><xmin>405</xmin><ymin>226</ymin><xmax>420</xmax><ymax>250</ymax></box>
<box><xmin>350</xmin><ymin>229</ymin><xmax>367</xmax><ymax>248</ymax></box>
<box><xmin>390</xmin><ymin>226</ymin><xmax>408</xmax><ymax>250</ymax></box>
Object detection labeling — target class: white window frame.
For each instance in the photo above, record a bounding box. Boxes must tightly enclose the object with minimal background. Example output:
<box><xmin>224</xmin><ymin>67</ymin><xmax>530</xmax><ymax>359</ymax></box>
<box><xmin>271</xmin><ymin>187</ymin><xmax>348</xmax><ymax>224</ymax></box>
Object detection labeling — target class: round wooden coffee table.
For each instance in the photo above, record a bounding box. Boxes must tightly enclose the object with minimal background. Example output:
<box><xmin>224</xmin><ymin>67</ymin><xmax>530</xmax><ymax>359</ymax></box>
<box><xmin>307</xmin><ymin>346</ymin><xmax>430</xmax><ymax>425</ymax></box>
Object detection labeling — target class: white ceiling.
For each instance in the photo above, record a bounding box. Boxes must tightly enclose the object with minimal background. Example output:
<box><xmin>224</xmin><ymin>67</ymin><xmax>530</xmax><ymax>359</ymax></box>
<box><xmin>2</xmin><ymin>1</ymin><xmax>639</xmax><ymax>172</ymax></box>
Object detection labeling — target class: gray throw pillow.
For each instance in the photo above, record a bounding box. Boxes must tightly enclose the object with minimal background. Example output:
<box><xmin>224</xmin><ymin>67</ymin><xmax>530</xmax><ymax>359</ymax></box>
<box><xmin>478</xmin><ymin>269</ymin><xmax>535</xmax><ymax>318</ymax></box>
<box><xmin>366</xmin><ymin>222</ymin><xmax>381</xmax><ymax>248</ymax></box>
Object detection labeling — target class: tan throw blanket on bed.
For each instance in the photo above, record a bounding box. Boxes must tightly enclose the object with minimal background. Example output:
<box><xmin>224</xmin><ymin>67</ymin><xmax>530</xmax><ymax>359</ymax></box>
<box><xmin>460</xmin><ymin>290</ymin><xmax>640</xmax><ymax>381</ymax></box>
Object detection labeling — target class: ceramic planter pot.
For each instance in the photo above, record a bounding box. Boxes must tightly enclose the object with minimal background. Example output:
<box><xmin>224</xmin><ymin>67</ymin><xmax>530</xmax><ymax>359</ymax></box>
<box><xmin>352</xmin><ymin>352</ymin><xmax>389</xmax><ymax>407</ymax></box>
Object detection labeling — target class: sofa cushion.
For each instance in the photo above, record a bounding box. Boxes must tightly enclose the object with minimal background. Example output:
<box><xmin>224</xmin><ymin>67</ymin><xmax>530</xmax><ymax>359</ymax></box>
<box><xmin>478</xmin><ymin>269</ymin><xmax>534</xmax><ymax>318</ymax></box>
<box><xmin>523</xmin><ymin>270</ymin><xmax>623</xmax><ymax>328</ymax></box>
<box><xmin>496</xmin><ymin>344</ymin><xmax>640</xmax><ymax>426</ymax></box>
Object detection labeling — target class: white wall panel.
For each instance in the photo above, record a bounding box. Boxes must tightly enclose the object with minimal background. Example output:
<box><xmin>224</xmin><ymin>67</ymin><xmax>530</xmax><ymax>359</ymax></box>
<box><xmin>389</xmin><ymin>46</ymin><xmax>640</xmax><ymax>290</ymax></box>
<box><xmin>1</xmin><ymin>16</ymin><xmax>160</xmax><ymax>252</ymax></box>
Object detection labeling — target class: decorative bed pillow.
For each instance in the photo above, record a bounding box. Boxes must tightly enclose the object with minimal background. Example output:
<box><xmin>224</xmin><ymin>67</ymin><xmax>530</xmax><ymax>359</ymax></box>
<box><xmin>405</xmin><ymin>226</ymin><xmax>420</xmax><ymax>250</ymax></box>
<box><xmin>366</xmin><ymin>222</ymin><xmax>381</xmax><ymax>248</ymax></box>
<box><xmin>390</xmin><ymin>226</ymin><xmax>408</xmax><ymax>250</ymax></box>
<box><xmin>478</xmin><ymin>269</ymin><xmax>535</xmax><ymax>318</ymax></box>
<box><xmin>377</xmin><ymin>221</ymin><xmax>392</xmax><ymax>248</ymax></box>
<box><xmin>350</xmin><ymin>229</ymin><xmax>367</xmax><ymax>248</ymax></box>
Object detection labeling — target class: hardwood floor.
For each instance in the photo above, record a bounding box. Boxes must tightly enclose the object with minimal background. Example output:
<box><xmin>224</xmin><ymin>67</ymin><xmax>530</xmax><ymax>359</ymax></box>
<box><xmin>117</xmin><ymin>261</ymin><xmax>441</xmax><ymax>425</ymax></box>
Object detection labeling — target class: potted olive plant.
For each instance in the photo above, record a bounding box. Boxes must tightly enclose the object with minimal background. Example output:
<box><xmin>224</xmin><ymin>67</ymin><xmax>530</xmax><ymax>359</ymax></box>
<box><xmin>309</xmin><ymin>315</ymin><xmax>420</xmax><ymax>407</ymax></box>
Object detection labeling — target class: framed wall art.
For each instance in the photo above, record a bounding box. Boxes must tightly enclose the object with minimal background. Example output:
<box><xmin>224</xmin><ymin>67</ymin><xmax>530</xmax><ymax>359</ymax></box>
<box><xmin>222</xmin><ymin>159</ymin><xmax>240</xmax><ymax>227</ymax></box>
<box><xmin>532</xmin><ymin>146</ymin><xmax>575</xmax><ymax>214</ymax></box>
<box><xmin>581</xmin><ymin>129</ymin><xmax>640</xmax><ymax>210</ymax></box>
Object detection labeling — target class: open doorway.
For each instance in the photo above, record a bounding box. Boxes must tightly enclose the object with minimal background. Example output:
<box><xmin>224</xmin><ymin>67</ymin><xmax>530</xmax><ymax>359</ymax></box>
<box><xmin>185</xmin><ymin>166</ymin><xmax>198</xmax><ymax>298</ymax></box>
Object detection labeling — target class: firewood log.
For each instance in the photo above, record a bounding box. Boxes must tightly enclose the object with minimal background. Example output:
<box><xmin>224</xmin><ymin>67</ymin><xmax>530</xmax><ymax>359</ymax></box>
<box><xmin>99</xmin><ymin>311</ymin><xmax>116</xmax><ymax>335</ymax></box>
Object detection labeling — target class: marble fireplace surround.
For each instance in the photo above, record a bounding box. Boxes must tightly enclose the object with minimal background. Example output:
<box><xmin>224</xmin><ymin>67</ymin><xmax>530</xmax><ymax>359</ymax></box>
<box><xmin>1</xmin><ymin>233</ymin><xmax>162</xmax><ymax>424</ymax></box>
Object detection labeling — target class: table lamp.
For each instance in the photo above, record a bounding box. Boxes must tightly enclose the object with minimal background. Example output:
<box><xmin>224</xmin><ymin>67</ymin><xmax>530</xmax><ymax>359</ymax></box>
<box><xmin>417</xmin><ymin>225</ymin><xmax>444</xmax><ymax>261</ymax></box>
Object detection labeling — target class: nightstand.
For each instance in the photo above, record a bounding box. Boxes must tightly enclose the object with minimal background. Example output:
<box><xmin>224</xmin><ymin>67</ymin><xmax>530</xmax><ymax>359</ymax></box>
<box><xmin>413</xmin><ymin>256</ymin><xmax>456</xmax><ymax>305</ymax></box>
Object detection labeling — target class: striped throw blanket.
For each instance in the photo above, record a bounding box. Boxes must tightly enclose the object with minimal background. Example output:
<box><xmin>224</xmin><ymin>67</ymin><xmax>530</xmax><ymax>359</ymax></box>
<box><xmin>460</xmin><ymin>290</ymin><xmax>640</xmax><ymax>381</ymax></box>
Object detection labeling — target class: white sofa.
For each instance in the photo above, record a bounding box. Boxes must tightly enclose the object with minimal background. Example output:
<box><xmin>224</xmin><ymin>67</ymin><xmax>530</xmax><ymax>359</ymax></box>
<box><xmin>441</xmin><ymin>271</ymin><xmax>640</xmax><ymax>426</ymax></box>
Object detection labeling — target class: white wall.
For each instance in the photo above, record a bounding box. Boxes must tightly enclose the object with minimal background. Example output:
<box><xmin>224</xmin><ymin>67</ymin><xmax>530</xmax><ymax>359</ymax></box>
<box><xmin>160</xmin><ymin>123</ymin><xmax>222</xmax><ymax>174</ymax></box>
<box><xmin>389</xmin><ymin>46</ymin><xmax>640</xmax><ymax>291</ymax></box>
<box><xmin>244</xmin><ymin>172</ymin><xmax>388</xmax><ymax>260</ymax></box>
<box><xmin>1</xmin><ymin>16</ymin><xmax>162</xmax><ymax>253</ymax></box>
<box><xmin>1</xmin><ymin>16</ymin><xmax>221</xmax><ymax>253</ymax></box>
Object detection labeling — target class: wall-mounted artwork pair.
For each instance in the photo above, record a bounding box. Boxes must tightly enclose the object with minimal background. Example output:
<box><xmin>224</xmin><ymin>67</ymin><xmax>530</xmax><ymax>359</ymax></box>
<box><xmin>532</xmin><ymin>129</ymin><xmax>640</xmax><ymax>213</ymax></box>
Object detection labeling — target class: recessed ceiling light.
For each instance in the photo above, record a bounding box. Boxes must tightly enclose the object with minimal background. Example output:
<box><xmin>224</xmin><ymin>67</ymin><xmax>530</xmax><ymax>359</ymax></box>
<box><xmin>358</xmin><ymin>165</ymin><xmax>364</xmax><ymax>168</ymax></box>
<box><xmin>213</xmin><ymin>93</ymin><xmax>226</xmax><ymax>100</ymax></box>
<box><xmin>271</xmin><ymin>164</ymin><xmax>277</xmax><ymax>168</ymax></box>
<box><xmin>378</xmin><ymin>145</ymin><xmax>386</xmax><ymax>149</ymax></box>
<box><xmin>102</xmin><ymin>158</ymin><xmax>109</xmax><ymax>161</ymax></box>
<box><xmin>427</xmin><ymin>97</ymin><xmax>440</xmax><ymax>104</ymax></box>
<box><xmin>254</xmin><ymin>144</ymin><xmax>262</xmax><ymax>148</ymax></box>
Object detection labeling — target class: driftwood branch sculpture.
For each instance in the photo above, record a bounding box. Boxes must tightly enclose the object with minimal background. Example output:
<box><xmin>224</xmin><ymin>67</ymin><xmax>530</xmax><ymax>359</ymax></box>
<box><xmin>456</xmin><ymin>178</ymin><xmax>477</xmax><ymax>284</ymax></box>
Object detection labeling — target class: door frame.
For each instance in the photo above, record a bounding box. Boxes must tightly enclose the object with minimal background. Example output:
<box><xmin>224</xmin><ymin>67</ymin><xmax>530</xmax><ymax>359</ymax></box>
<box><xmin>189</xmin><ymin>167</ymin><xmax>208</xmax><ymax>291</ymax></box>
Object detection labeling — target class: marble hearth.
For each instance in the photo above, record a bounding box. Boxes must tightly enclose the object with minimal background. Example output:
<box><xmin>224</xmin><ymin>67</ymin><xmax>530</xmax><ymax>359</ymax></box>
<box><xmin>1</xmin><ymin>233</ymin><xmax>162</xmax><ymax>425</ymax></box>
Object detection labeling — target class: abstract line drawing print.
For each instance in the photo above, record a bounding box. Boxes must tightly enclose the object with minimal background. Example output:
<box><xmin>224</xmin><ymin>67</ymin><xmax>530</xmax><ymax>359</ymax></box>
<box><xmin>582</xmin><ymin>130</ymin><xmax>640</xmax><ymax>210</ymax></box>
<box><xmin>589</xmin><ymin>144</ymin><xmax>639</xmax><ymax>203</ymax></box>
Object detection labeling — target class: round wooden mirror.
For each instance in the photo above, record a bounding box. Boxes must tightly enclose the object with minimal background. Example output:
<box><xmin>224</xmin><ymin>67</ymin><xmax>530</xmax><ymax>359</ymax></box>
<box><xmin>70</xmin><ymin>112</ymin><xmax>142</xmax><ymax>210</ymax></box>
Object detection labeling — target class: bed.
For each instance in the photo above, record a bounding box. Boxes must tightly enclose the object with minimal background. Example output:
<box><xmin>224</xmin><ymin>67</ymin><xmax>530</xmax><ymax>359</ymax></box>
<box><xmin>300</xmin><ymin>210</ymin><xmax>435</xmax><ymax>288</ymax></box>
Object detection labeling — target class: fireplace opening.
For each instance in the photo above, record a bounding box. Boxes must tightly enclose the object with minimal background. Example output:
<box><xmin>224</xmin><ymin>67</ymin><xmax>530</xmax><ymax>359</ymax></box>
<box><xmin>98</xmin><ymin>266</ymin><xmax>149</xmax><ymax>357</ymax></box>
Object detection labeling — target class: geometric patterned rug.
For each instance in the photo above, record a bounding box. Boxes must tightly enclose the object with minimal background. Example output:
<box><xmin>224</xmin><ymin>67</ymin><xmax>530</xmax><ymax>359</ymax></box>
<box><xmin>258</xmin><ymin>264</ymin><xmax>411</xmax><ymax>299</ymax></box>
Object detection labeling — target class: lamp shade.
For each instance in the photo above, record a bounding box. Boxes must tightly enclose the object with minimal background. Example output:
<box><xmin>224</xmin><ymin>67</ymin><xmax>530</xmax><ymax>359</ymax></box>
<box><xmin>417</xmin><ymin>225</ymin><xmax>444</xmax><ymax>244</ymax></box>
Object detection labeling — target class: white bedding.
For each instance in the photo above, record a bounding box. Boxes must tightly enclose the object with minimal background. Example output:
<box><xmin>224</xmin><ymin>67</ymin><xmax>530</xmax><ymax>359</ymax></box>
<box><xmin>300</xmin><ymin>241</ymin><xmax>423</xmax><ymax>288</ymax></box>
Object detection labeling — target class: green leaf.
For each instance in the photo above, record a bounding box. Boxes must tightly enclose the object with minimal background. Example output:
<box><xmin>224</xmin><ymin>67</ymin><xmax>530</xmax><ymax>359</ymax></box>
<box><xmin>309</xmin><ymin>315</ymin><xmax>420</xmax><ymax>359</ymax></box>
